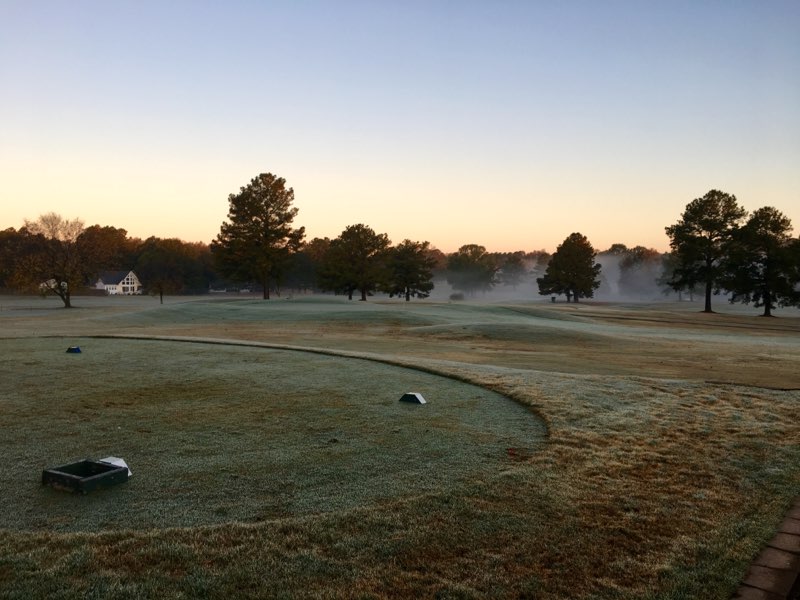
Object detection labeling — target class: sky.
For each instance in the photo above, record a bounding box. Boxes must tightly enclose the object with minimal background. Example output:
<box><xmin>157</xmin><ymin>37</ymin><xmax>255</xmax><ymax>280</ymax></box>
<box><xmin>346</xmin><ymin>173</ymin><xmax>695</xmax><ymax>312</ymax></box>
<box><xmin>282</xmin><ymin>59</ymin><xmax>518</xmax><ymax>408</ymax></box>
<box><xmin>1</xmin><ymin>1</ymin><xmax>798</xmax><ymax>253</ymax></box>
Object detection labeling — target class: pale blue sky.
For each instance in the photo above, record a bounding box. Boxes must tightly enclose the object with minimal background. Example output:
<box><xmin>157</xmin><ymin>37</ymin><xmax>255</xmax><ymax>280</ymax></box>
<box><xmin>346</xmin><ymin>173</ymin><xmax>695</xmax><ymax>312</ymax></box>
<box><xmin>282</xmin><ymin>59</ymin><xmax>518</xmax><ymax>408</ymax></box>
<box><xmin>2</xmin><ymin>1</ymin><xmax>798</xmax><ymax>252</ymax></box>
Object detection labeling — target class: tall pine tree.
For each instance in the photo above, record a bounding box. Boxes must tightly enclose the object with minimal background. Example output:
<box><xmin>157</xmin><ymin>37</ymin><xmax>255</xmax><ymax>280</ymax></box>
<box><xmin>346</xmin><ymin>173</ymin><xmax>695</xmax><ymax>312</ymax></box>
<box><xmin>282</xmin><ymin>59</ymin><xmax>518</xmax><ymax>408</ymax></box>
<box><xmin>212</xmin><ymin>173</ymin><xmax>305</xmax><ymax>299</ymax></box>
<box><xmin>665</xmin><ymin>190</ymin><xmax>746</xmax><ymax>312</ymax></box>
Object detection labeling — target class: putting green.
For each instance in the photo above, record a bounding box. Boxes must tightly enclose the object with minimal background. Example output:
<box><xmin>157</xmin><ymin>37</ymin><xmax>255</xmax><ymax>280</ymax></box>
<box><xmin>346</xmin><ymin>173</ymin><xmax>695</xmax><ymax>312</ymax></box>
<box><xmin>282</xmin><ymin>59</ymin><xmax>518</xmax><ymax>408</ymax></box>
<box><xmin>0</xmin><ymin>337</ymin><xmax>546</xmax><ymax>532</ymax></box>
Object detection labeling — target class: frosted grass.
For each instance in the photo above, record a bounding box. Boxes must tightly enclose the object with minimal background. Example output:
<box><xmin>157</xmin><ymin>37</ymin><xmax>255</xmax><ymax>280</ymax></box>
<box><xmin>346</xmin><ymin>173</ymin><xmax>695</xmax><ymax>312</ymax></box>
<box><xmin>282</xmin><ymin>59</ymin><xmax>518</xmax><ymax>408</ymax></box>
<box><xmin>0</xmin><ymin>337</ymin><xmax>545</xmax><ymax>532</ymax></box>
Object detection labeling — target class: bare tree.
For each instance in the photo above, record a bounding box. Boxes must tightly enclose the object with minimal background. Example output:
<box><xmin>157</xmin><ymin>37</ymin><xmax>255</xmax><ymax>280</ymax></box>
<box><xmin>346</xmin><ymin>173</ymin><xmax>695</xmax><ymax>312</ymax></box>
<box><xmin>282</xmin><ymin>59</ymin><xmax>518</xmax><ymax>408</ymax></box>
<box><xmin>22</xmin><ymin>213</ymin><xmax>86</xmax><ymax>308</ymax></box>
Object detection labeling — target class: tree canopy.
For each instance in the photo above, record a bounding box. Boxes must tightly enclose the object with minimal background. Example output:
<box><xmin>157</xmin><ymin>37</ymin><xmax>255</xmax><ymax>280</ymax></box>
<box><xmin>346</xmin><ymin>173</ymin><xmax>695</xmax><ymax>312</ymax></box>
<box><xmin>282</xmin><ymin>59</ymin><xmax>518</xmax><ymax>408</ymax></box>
<box><xmin>19</xmin><ymin>213</ymin><xmax>87</xmax><ymax>308</ymax></box>
<box><xmin>665</xmin><ymin>189</ymin><xmax>746</xmax><ymax>312</ymax></box>
<box><xmin>385</xmin><ymin>239</ymin><xmax>436</xmax><ymax>301</ymax></box>
<box><xmin>537</xmin><ymin>232</ymin><xmax>601</xmax><ymax>302</ymax></box>
<box><xmin>722</xmin><ymin>207</ymin><xmax>799</xmax><ymax>316</ymax></box>
<box><xmin>282</xmin><ymin>237</ymin><xmax>331</xmax><ymax>293</ymax></box>
<box><xmin>618</xmin><ymin>246</ymin><xmax>663</xmax><ymax>298</ymax></box>
<box><xmin>0</xmin><ymin>228</ymin><xmax>26</xmax><ymax>290</ymax></box>
<box><xmin>446</xmin><ymin>244</ymin><xmax>498</xmax><ymax>296</ymax></box>
<box><xmin>79</xmin><ymin>225</ymin><xmax>135</xmax><ymax>274</ymax></box>
<box><xmin>212</xmin><ymin>173</ymin><xmax>305</xmax><ymax>299</ymax></box>
<box><xmin>497</xmin><ymin>251</ymin><xmax>529</xmax><ymax>289</ymax></box>
<box><xmin>136</xmin><ymin>237</ymin><xmax>212</xmax><ymax>303</ymax></box>
<box><xmin>319</xmin><ymin>224</ymin><xmax>391</xmax><ymax>301</ymax></box>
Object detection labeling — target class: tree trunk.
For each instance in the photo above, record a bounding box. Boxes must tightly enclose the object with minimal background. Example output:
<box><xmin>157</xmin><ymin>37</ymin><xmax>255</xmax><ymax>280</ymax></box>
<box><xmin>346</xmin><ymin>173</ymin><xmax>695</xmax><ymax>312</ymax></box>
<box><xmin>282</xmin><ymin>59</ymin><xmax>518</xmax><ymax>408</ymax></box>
<box><xmin>348</xmin><ymin>289</ymin><xmax>353</xmax><ymax>300</ymax></box>
<box><xmin>56</xmin><ymin>288</ymin><xmax>71</xmax><ymax>308</ymax></box>
<box><xmin>703</xmin><ymin>259</ymin><xmax>713</xmax><ymax>312</ymax></box>
<box><xmin>360</xmin><ymin>288</ymin><xmax>367</xmax><ymax>301</ymax></box>
<box><xmin>703</xmin><ymin>285</ymin><xmax>712</xmax><ymax>312</ymax></box>
<box><xmin>405</xmin><ymin>288</ymin><xmax>410</xmax><ymax>302</ymax></box>
<box><xmin>762</xmin><ymin>261</ymin><xmax>773</xmax><ymax>316</ymax></box>
<box><xmin>159</xmin><ymin>289</ymin><xmax>164</xmax><ymax>305</ymax></box>
<box><xmin>263</xmin><ymin>276</ymin><xmax>270</xmax><ymax>299</ymax></box>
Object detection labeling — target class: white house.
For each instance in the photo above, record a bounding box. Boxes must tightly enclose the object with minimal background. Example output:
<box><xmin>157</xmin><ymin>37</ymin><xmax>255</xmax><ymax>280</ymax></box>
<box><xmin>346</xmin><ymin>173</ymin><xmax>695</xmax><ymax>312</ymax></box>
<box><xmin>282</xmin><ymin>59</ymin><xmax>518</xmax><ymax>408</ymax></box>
<box><xmin>95</xmin><ymin>271</ymin><xmax>143</xmax><ymax>295</ymax></box>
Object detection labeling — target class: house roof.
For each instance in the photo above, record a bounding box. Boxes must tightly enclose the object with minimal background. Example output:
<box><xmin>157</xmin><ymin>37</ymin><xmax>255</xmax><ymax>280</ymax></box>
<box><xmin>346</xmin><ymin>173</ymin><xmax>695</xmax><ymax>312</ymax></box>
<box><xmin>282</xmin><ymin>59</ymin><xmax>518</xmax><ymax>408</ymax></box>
<box><xmin>97</xmin><ymin>270</ymin><xmax>135</xmax><ymax>285</ymax></box>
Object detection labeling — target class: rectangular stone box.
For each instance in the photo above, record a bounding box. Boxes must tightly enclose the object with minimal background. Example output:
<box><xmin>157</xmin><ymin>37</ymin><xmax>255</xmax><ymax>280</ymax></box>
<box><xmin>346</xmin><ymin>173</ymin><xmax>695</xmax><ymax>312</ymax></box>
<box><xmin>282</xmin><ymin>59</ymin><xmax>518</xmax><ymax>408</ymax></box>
<box><xmin>42</xmin><ymin>460</ymin><xmax>129</xmax><ymax>494</ymax></box>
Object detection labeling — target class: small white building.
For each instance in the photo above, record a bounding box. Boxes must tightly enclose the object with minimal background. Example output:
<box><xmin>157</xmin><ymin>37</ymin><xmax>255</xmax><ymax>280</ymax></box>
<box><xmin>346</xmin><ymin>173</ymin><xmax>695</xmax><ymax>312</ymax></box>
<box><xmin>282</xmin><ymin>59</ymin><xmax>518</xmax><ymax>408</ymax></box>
<box><xmin>95</xmin><ymin>271</ymin><xmax>143</xmax><ymax>295</ymax></box>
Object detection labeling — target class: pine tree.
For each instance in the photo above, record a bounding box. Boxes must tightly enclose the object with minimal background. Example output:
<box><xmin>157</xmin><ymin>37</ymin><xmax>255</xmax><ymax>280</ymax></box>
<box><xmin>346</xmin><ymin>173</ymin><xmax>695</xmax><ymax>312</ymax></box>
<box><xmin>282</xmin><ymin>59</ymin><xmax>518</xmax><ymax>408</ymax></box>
<box><xmin>385</xmin><ymin>239</ymin><xmax>436</xmax><ymax>301</ymax></box>
<box><xmin>722</xmin><ymin>207</ymin><xmax>799</xmax><ymax>316</ymax></box>
<box><xmin>537</xmin><ymin>233</ymin><xmax>601</xmax><ymax>302</ymax></box>
<box><xmin>212</xmin><ymin>173</ymin><xmax>305</xmax><ymax>299</ymax></box>
<box><xmin>319</xmin><ymin>224</ymin><xmax>390</xmax><ymax>301</ymax></box>
<box><xmin>665</xmin><ymin>190</ymin><xmax>746</xmax><ymax>312</ymax></box>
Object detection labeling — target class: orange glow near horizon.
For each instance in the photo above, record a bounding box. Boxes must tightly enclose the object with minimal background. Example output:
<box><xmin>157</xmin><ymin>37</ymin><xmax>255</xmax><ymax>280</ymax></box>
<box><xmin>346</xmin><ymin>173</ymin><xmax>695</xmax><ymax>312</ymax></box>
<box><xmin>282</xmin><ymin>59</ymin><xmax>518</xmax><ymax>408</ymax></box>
<box><xmin>2</xmin><ymin>4</ymin><xmax>797</xmax><ymax>255</ymax></box>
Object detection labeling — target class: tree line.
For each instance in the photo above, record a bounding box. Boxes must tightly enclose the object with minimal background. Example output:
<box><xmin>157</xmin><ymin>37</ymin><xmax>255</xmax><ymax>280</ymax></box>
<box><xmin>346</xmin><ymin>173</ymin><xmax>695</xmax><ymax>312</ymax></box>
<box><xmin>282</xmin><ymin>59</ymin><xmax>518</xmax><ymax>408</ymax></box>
<box><xmin>1</xmin><ymin>174</ymin><xmax>798</xmax><ymax>316</ymax></box>
<box><xmin>210</xmin><ymin>174</ymin><xmax>550</xmax><ymax>301</ymax></box>
<box><xmin>664</xmin><ymin>190</ymin><xmax>800</xmax><ymax>316</ymax></box>
<box><xmin>0</xmin><ymin>216</ymin><xmax>215</xmax><ymax>307</ymax></box>
<box><xmin>532</xmin><ymin>189</ymin><xmax>800</xmax><ymax>316</ymax></box>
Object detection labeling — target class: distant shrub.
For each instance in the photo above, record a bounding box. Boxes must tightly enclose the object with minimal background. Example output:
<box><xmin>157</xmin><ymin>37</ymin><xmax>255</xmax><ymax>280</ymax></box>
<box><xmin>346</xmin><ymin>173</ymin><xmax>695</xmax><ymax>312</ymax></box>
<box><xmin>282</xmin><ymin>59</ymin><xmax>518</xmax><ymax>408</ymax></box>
<box><xmin>449</xmin><ymin>292</ymin><xmax>465</xmax><ymax>301</ymax></box>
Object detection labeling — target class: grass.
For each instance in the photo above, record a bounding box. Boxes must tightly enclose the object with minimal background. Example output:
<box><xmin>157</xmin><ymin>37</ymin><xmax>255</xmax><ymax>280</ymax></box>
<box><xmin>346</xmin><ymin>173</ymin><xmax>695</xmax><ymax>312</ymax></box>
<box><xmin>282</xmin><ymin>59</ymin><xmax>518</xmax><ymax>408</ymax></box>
<box><xmin>0</xmin><ymin>294</ymin><xmax>799</xmax><ymax>598</ymax></box>
<box><xmin>0</xmin><ymin>337</ymin><xmax>544</xmax><ymax>532</ymax></box>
